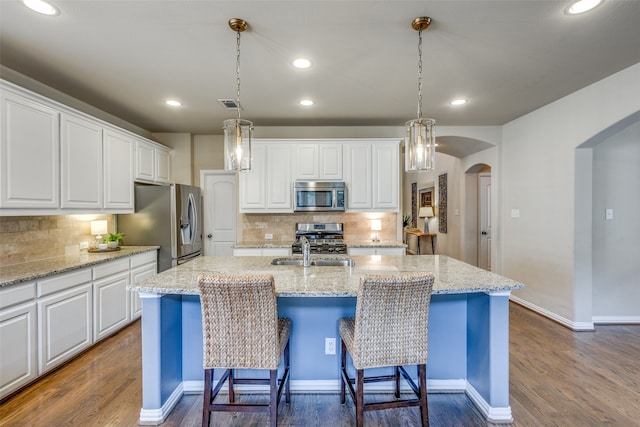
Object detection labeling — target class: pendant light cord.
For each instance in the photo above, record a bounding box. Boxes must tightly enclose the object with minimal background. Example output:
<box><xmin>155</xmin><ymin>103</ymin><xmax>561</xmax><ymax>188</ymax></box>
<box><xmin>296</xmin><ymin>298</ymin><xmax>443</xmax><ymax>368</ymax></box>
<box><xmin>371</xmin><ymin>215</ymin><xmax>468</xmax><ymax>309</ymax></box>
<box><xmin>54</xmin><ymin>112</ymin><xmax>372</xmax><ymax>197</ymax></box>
<box><xmin>235</xmin><ymin>29</ymin><xmax>242</xmax><ymax>122</ymax></box>
<box><xmin>417</xmin><ymin>27</ymin><xmax>423</xmax><ymax>122</ymax></box>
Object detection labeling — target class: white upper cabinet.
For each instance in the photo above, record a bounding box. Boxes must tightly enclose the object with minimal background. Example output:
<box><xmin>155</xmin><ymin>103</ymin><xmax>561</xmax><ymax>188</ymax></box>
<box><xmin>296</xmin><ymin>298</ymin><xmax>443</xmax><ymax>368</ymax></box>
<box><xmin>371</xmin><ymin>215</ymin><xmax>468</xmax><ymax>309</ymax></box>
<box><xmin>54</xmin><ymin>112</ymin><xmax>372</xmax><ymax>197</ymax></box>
<box><xmin>135</xmin><ymin>138</ymin><xmax>171</xmax><ymax>184</ymax></box>
<box><xmin>293</xmin><ymin>142</ymin><xmax>342</xmax><ymax>180</ymax></box>
<box><xmin>103</xmin><ymin>128</ymin><xmax>134</xmax><ymax>211</ymax></box>
<box><xmin>266</xmin><ymin>143</ymin><xmax>292</xmax><ymax>210</ymax></box>
<box><xmin>1</xmin><ymin>88</ymin><xmax>60</xmax><ymax>209</ymax></box>
<box><xmin>344</xmin><ymin>139</ymin><xmax>400</xmax><ymax>212</ymax></box>
<box><xmin>61</xmin><ymin>113</ymin><xmax>103</xmax><ymax>209</ymax></box>
<box><xmin>239</xmin><ymin>141</ymin><xmax>292</xmax><ymax>212</ymax></box>
<box><xmin>344</xmin><ymin>143</ymin><xmax>372</xmax><ymax>209</ymax></box>
<box><xmin>372</xmin><ymin>142</ymin><xmax>399</xmax><ymax>210</ymax></box>
<box><xmin>1</xmin><ymin>80</ymin><xmax>169</xmax><ymax>215</ymax></box>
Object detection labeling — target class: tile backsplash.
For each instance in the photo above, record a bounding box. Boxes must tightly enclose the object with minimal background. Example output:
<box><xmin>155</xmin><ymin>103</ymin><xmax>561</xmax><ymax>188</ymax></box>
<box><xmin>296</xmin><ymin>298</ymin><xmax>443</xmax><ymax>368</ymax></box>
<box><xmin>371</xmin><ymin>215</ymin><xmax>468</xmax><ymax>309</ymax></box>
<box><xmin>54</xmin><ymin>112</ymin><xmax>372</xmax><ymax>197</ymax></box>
<box><xmin>0</xmin><ymin>214</ymin><xmax>115</xmax><ymax>265</ymax></box>
<box><xmin>241</xmin><ymin>212</ymin><xmax>398</xmax><ymax>243</ymax></box>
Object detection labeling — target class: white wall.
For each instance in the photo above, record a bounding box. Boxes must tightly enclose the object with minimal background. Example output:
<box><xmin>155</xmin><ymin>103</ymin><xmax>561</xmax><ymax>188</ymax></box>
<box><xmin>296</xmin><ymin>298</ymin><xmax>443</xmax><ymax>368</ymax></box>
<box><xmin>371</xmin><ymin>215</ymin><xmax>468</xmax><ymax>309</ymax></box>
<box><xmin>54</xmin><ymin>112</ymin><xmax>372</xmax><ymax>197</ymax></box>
<box><xmin>502</xmin><ymin>62</ymin><xmax>640</xmax><ymax>326</ymax></box>
<box><xmin>152</xmin><ymin>132</ymin><xmax>192</xmax><ymax>185</ymax></box>
<box><xmin>193</xmin><ymin>134</ymin><xmax>224</xmax><ymax>187</ymax></box>
<box><xmin>592</xmin><ymin>120</ymin><xmax>640</xmax><ymax>321</ymax></box>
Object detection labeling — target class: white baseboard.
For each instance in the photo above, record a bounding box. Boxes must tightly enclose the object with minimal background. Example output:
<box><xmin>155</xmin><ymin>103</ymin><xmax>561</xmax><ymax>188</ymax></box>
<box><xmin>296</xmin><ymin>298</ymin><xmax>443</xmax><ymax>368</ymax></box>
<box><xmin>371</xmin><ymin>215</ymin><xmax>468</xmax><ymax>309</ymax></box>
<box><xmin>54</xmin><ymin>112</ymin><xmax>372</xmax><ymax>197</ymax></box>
<box><xmin>138</xmin><ymin>382</ymin><xmax>183</xmax><ymax>425</ymax></box>
<box><xmin>465</xmin><ymin>381</ymin><xmax>513</xmax><ymax>424</ymax></box>
<box><xmin>510</xmin><ymin>295</ymin><xmax>595</xmax><ymax>331</ymax></box>
<box><xmin>592</xmin><ymin>315</ymin><xmax>640</xmax><ymax>324</ymax></box>
<box><xmin>143</xmin><ymin>378</ymin><xmax>502</xmax><ymax>424</ymax></box>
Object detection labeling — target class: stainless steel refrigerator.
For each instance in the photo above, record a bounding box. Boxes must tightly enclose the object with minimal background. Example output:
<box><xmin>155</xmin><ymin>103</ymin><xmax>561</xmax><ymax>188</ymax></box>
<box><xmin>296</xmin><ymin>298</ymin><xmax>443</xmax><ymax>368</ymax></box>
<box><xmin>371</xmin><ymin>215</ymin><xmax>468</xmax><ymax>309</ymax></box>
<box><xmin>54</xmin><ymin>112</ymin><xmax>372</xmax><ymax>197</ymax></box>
<box><xmin>117</xmin><ymin>184</ymin><xmax>202</xmax><ymax>272</ymax></box>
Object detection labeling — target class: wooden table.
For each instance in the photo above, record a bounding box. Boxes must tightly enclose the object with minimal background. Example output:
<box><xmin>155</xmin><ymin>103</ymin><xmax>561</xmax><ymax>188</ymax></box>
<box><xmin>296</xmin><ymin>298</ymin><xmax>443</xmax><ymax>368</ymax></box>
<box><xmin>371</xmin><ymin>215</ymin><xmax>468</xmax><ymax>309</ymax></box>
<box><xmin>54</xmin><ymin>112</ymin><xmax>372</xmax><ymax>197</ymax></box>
<box><xmin>404</xmin><ymin>229</ymin><xmax>437</xmax><ymax>254</ymax></box>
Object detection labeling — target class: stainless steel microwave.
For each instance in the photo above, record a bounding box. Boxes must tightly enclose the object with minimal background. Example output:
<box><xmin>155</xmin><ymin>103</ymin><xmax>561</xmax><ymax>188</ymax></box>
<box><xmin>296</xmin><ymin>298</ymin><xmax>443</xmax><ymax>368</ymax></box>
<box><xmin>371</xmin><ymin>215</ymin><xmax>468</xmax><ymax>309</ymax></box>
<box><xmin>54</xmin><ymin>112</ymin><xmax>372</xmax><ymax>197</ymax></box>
<box><xmin>294</xmin><ymin>181</ymin><xmax>346</xmax><ymax>212</ymax></box>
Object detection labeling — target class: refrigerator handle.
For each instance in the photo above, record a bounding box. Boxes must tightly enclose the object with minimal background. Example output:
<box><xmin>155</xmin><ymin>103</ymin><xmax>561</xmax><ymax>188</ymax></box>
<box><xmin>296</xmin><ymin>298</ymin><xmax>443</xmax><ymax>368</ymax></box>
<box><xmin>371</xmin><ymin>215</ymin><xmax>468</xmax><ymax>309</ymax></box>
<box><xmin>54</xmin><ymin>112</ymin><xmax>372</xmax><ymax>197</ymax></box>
<box><xmin>188</xmin><ymin>192</ymin><xmax>197</xmax><ymax>245</ymax></box>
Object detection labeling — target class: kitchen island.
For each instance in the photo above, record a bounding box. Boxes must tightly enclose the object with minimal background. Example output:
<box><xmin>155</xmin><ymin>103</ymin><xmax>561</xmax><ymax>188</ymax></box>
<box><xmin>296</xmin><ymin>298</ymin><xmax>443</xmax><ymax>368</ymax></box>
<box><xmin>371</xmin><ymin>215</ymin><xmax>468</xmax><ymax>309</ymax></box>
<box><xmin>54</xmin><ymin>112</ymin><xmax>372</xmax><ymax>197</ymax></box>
<box><xmin>131</xmin><ymin>255</ymin><xmax>523</xmax><ymax>424</ymax></box>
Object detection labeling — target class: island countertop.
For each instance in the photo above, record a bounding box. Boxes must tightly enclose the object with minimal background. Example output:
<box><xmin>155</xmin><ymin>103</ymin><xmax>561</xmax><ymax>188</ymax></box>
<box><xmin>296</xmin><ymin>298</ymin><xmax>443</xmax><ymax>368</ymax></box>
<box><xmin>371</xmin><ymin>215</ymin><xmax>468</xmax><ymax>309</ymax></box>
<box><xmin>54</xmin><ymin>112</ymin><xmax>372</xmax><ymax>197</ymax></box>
<box><xmin>131</xmin><ymin>254</ymin><xmax>523</xmax><ymax>297</ymax></box>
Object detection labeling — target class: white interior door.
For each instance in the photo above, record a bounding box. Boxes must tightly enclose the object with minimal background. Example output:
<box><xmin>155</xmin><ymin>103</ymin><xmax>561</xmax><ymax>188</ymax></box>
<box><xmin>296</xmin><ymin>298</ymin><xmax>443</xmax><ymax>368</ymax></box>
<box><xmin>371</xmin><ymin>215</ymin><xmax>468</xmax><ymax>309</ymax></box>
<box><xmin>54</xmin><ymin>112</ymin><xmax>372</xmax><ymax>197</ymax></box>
<box><xmin>202</xmin><ymin>171</ymin><xmax>236</xmax><ymax>256</ymax></box>
<box><xmin>478</xmin><ymin>173</ymin><xmax>491</xmax><ymax>270</ymax></box>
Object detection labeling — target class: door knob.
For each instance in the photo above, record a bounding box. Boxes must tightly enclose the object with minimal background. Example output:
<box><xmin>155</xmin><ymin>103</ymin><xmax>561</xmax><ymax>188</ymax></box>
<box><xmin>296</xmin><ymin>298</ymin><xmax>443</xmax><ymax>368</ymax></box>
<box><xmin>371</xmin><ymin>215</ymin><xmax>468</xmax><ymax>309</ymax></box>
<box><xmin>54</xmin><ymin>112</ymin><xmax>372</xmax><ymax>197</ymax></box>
<box><xmin>481</xmin><ymin>231</ymin><xmax>487</xmax><ymax>235</ymax></box>
<box><xmin>207</xmin><ymin>234</ymin><xmax>213</xmax><ymax>238</ymax></box>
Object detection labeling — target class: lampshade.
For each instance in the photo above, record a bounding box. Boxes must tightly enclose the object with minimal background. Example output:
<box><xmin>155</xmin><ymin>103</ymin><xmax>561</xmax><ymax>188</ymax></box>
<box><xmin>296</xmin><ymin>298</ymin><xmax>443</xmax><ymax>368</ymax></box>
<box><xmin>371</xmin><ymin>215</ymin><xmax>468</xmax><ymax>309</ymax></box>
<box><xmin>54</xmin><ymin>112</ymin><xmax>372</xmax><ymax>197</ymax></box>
<box><xmin>370</xmin><ymin>219</ymin><xmax>382</xmax><ymax>231</ymax></box>
<box><xmin>418</xmin><ymin>206</ymin><xmax>434</xmax><ymax>218</ymax></box>
<box><xmin>406</xmin><ymin>17</ymin><xmax>437</xmax><ymax>172</ymax></box>
<box><xmin>223</xmin><ymin>18</ymin><xmax>253</xmax><ymax>171</ymax></box>
<box><xmin>90</xmin><ymin>220</ymin><xmax>108</xmax><ymax>236</ymax></box>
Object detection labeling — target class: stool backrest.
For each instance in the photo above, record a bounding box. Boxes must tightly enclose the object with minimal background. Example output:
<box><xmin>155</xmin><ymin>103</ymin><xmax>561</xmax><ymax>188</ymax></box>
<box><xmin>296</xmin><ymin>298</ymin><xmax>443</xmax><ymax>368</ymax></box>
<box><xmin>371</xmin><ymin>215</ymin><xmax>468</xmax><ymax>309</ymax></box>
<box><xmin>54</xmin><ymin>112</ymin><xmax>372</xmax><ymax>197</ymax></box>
<box><xmin>354</xmin><ymin>273</ymin><xmax>434</xmax><ymax>369</ymax></box>
<box><xmin>198</xmin><ymin>274</ymin><xmax>279</xmax><ymax>370</ymax></box>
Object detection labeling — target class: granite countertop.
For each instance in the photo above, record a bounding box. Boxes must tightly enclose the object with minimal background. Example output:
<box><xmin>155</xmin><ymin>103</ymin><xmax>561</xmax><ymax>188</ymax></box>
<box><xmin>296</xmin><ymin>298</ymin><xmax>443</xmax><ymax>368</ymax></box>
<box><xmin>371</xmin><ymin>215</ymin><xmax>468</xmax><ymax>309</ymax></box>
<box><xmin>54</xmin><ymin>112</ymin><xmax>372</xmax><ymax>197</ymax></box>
<box><xmin>0</xmin><ymin>246</ymin><xmax>159</xmax><ymax>287</ymax></box>
<box><xmin>233</xmin><ymin>242</ymin><xmax>292</xmax><ymax>249</ymax></box>
<box><xmin>131</xmin><ymin>254</ymin><xmax>523</xmax><ymax>297</ymax></box>
<box><xmin>233</xmin><ymin>241</ymin><xmax>406</xmax><ymax>249</ymax></box>
<box><xmin>344</xmin><ymin>240</ymin><xmax>406</xmax><ymax>248</ymax></box>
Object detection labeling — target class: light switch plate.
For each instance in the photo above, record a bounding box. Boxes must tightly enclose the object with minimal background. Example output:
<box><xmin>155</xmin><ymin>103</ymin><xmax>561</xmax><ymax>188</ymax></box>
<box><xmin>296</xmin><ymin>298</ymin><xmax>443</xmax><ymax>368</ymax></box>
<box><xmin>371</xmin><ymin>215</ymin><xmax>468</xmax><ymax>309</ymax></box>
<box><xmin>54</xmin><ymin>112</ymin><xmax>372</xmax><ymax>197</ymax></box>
<box><xmin>265</xmin><ymin>233</ymin><xmax>273</xmax><ymax>240</ymax></box>
<box><xmin>605</xmin><ymin>209</ymin><xmax>614</xmax><ymax>220</ymax></box>
<box><xmin>79</xmin><ymin>241</ymin><xmax>89</xmax><ymax>249</ymax></box>
<box><xmin>511</xmin><ymin>209</ymin><xmax>520</xmax><ymax>218</ymax></box>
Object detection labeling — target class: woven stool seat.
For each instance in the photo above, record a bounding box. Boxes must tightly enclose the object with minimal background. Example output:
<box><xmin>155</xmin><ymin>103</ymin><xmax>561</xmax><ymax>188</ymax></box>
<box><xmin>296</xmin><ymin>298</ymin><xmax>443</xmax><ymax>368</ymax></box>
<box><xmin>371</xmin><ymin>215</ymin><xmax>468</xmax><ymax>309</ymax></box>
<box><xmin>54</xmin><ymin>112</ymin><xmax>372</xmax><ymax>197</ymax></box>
<box><xmin>339</xmin><ymin>272</ymin><xmax>434</xmax><ymax>427</ymax></box>
<box><xmin>198</xmin><ymin>273</ymin><xmax>291</xmax><ymax>427</ymax></box>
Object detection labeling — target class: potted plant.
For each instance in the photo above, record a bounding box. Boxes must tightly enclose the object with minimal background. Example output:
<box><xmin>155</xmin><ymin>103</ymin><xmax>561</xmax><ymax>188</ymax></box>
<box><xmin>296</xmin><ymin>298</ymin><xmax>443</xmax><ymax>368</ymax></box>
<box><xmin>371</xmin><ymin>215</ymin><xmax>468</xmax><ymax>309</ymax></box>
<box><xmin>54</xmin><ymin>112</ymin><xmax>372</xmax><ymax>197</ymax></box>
<box><xmin>104</xmin><ymin>232</ymin><xmax>125</xmax><ymax>248</ymax></box>
<box><xmin>403</xmin><ymin>214</ymin><xmax>412</xmax><ymax>229</ymax></box>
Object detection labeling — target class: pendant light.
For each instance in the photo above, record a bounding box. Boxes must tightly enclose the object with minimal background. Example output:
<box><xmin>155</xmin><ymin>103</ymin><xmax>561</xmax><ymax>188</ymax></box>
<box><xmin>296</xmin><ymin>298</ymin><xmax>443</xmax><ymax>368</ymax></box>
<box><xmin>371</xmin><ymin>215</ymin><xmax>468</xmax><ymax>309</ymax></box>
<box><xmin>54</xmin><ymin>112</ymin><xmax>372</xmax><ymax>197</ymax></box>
<box><xmin>223</xmin><ymin>18</ymin><xmax>253</xmax><ymax>171</ymax></box>
<box><xmin>406</xmin><ymin>17</ymin><xmax>436</xmax><ymax>171</ymax></box>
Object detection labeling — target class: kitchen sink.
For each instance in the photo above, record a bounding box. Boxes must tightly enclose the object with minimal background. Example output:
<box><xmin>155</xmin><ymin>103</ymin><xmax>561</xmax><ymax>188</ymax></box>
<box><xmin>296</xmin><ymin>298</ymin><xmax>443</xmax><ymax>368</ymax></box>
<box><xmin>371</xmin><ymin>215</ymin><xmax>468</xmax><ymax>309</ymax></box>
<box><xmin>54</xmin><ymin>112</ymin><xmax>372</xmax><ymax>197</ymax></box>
<box><xmin>271</xmin><ymin>257</ymin><xmax>355</xmax><ymax>267</ymax></box>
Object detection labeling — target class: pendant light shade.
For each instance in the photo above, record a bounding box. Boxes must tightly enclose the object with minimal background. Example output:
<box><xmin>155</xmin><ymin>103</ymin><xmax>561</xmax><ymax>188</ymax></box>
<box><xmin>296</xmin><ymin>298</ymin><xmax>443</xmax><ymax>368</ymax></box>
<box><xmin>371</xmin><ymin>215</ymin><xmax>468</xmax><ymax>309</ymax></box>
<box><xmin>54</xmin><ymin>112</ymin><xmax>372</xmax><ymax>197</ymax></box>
<box><xmin>224</xmin><ymin>18</ymin><xmax>253</xmax><ymax>171</ymax></box>
<box><xmin>406</xmin><ymin>17</ymin><xmax>436</xmax><ymax>172</ymax></box>
<box><xmin>223</xmin><ymin>118</ymin><xmax>253</xmax><ymax>170</ymax></box>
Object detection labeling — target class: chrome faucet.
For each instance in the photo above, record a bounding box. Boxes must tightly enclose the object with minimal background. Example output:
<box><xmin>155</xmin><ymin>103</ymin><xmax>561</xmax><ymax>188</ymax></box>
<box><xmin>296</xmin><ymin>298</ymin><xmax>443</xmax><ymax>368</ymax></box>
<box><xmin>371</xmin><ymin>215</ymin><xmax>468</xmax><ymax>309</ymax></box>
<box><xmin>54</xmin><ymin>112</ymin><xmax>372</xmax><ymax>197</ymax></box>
<box><xmin>300</xmin><ymin>236</ymin><xmax>311</xmax><ymax>267</ymax></box>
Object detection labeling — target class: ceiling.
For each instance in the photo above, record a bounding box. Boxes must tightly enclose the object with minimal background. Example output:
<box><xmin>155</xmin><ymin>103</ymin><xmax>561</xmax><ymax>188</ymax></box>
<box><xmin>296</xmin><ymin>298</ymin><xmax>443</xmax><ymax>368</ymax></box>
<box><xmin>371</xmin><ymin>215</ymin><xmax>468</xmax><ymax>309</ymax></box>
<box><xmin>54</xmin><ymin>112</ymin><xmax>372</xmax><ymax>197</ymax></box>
<box><xmin>1</xmin><ymin>0</ymin><xmax>639</xmax><ymax>137</ymax></box>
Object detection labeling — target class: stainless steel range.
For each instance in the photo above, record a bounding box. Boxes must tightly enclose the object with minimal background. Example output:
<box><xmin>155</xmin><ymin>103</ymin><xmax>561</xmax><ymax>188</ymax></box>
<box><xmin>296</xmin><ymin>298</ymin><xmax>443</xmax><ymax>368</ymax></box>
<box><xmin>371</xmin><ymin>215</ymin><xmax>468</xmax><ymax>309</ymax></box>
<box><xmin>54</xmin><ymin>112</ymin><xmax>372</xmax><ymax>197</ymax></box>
<box><xmin>292</xmin><ymin>223</ymin><xmax>347</xmax><ymax>254</ymax></box>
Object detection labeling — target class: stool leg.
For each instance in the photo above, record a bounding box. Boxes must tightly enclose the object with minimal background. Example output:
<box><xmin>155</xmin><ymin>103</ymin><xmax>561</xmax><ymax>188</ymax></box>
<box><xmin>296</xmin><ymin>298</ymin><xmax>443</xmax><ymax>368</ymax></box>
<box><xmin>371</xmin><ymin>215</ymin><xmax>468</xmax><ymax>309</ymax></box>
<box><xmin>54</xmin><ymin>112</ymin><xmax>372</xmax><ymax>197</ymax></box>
<box><xmin>340</xmin><ymin>339</ymin><xmax>346</xmax><ymax>404</ymax></box>
<box><xmin>202</xmin><ymin>369</ymin><xmax>212</xmax><ymax>427</ymax></box>
<box><xmin>356</xmin><ymin>369</ymin><xmax>365</xmax><ymax>427</ymax></box>
<box><xmin>285</xmin><ymin>339</ymin><xmax>291</xmax><ymax>403</ymax></box>
<box><xmin>394</xmin><ymin>366</ymin><xmax>401</xmax><ymax>398</ymax></box>
<box><xmin>228</xmin><ymin>369</ymin><xmax>235</xmax><ymax>403</ymax></box>
<box><xmin>419</xmin><ymin>364</ymin><xmax>429</xmax><ymax>427</ymax></box>
<box><xmin>270</xmin><ymin>369</ymin><xmax>278</xmax><ymax>427</ymax></box>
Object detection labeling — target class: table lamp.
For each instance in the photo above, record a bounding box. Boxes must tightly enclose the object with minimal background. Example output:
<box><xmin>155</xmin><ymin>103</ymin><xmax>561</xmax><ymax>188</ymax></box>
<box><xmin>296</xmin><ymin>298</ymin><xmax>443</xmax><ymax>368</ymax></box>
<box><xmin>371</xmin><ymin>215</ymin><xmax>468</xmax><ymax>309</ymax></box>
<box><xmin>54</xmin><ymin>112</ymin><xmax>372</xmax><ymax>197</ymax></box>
<box><xmin>370</xmin><ymin>219</ymin><xmax>382</xmax><ymax>242</ymax></box>
<box><xmin>418</xmin><ymin>206</ymin><xmax>434</xmax><ymax>233</ymax></box>
<box><xmin>90</xmin><ymin>220</ymin><xmax>108</xmax><ymax>248</ymax></box>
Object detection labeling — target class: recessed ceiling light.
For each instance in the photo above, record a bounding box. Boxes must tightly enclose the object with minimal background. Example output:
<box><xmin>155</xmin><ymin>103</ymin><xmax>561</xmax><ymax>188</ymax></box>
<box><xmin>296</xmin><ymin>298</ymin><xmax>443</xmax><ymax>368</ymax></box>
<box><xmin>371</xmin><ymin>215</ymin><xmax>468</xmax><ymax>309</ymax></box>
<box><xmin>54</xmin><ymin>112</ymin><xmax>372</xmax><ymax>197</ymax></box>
<box><xmin>22</xmin><ymin>0</ymin><xmax>60</xmax><ymax>15</ymax></box>
<box><xmin>165</xmin><ymin>99</ymin><xmax>182</xmax><ymax>107</ymax></box>
<box><xmin>565</xmin><ymin>0</ymin><xmax>603</xmax><ymax>15</ymax></box>
<box><xmin>450</xmin><ymin>99</ymin><xmax>468</xmax><ymax>106</ymax></box>
<box><xmin>292</xmin><ymin>58</ymin><xmax>312</xmax><ymax>69</ymax></box>
<box><xmin>300</xmin><ymin>99</ymin><xmax>314</xmax><ymax>106</ymax></box>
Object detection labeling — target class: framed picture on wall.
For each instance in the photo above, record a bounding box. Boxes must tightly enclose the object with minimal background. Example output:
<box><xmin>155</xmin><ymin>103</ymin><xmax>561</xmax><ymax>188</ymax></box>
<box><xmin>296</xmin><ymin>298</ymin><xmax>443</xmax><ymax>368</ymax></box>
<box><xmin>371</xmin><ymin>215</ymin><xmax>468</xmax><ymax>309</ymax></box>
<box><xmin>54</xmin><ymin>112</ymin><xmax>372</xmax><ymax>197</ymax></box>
<box><xmin>418</xmin><ymin>187</ymin><xmax>433</xmax><ymax>208</ymax></box>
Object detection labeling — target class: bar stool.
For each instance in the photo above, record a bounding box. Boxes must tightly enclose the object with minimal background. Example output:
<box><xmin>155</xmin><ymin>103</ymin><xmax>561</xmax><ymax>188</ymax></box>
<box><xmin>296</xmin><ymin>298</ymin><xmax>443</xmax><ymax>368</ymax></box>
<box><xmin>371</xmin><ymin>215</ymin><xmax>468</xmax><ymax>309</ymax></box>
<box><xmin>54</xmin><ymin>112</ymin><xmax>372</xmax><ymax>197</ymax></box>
<box><xmin>339</xmin><ymin>272</ymin><xmax>435</xmax><ymax>427</ymax></box>
<box><xmin>198</xmin><ymin>273</ymin><xmax>291</xmax><ymax>427</ymax></box>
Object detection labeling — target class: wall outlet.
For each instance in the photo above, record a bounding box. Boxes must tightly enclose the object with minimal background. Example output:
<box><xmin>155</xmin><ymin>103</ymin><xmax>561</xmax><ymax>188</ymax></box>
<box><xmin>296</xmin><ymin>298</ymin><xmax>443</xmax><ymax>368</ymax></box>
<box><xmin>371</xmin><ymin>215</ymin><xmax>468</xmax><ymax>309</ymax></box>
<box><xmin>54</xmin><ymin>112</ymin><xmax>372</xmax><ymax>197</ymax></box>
<box><xmin>605</xmin><ymin>209</ymin><xmax>614</xmax><ymax>220</ymax></box>
<box><xmin>79</xmin><ymin>241</ymin><xmax>89</xmax><ymax>249</ymax></box>
<box><xmin>325</xmin><ymin>338</ymin><xmax>336</xmax><ymax>355</ymax></box>
<box><xmin>265</xmin><ymin>233</ymin><xmax>273</xmax><ymax>240</ymax></box>
<box><xmin>511</xmin><ymin>208</ymin><xmax>520</xmax><ymax>218</ymax></box>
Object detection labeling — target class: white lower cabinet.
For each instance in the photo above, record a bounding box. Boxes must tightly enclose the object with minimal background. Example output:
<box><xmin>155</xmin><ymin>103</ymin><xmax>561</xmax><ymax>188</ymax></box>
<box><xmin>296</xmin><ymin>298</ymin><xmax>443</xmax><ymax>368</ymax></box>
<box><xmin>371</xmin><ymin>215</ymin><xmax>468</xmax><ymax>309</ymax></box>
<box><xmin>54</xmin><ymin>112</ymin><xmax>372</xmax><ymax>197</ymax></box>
<box><xmin>0</xmin><ymin>250</ymin><xmax>157</xmax><ymax>399</ymax></box>
<box><xmin>233</xmin><ymin>247</ymin><xmax>292</xmax><ymax>256</ymax></box>
<box><xmin>37</xmin><ymin>270</ymin><xmax>93</xmax><ymax>374</ymax></box>
<box><xmin>347</xmin><ymin>247</ymin><xmax>406</xmax><ymax>256</ymax></box>
<box><xmin>93</xmin><ymin>259</ymin><xmax>130</xmax><ymax>342</ymax></box>
<box><xmin>129</xmin><ymin>252</ymin><xmax>158</xmax><ymax>320</ymax></box>
<box><xmin>0</xmin><ymin>281</ymin><xmax>37</xmax><ymax>399</ymax></box>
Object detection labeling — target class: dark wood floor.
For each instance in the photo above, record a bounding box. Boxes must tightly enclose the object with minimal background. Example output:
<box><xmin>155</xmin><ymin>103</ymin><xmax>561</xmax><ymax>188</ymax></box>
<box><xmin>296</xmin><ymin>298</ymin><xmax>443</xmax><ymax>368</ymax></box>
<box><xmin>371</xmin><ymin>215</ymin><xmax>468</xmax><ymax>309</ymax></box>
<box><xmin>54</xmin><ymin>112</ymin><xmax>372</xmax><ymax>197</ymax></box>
<box><xmin>1</xmin><ymin>303</ymin><xmax>639</xmax><ymax>426</ymax></box>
